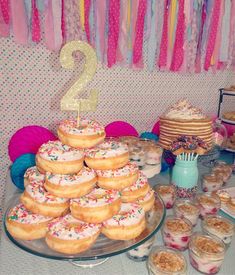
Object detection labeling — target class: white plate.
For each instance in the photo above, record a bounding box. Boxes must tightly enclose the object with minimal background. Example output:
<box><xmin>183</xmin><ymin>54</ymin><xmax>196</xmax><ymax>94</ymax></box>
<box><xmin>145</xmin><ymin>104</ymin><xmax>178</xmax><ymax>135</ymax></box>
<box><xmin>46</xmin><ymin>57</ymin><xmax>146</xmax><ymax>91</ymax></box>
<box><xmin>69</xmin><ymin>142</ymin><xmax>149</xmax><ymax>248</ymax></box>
<box><xmin>221</xmin><ymin>118</ymin><xmax>235</xmax><ymax>125</ymax></box>
<box><xmin>220</xmin><ymin>187</ymin><xmax>235</xmax><ymax>219</ymax></box>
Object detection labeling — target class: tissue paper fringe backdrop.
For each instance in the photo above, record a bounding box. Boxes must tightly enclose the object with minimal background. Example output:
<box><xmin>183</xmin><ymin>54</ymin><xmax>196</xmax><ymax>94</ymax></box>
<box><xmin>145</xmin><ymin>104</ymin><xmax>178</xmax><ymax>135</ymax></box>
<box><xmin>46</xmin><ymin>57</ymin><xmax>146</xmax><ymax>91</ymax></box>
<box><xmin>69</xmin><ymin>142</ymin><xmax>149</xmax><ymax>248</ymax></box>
<box><xmin>1</xmin><ymin>0</ymin><xmax>235</xmax><ymax>73</ymax></box>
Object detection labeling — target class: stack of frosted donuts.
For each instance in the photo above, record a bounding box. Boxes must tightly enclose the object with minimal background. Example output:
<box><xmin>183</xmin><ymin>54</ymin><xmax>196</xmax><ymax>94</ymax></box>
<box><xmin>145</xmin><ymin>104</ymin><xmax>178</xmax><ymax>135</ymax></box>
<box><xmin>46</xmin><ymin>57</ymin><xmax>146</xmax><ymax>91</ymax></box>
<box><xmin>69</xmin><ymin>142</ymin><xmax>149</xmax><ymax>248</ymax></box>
<box><xmin>6</xmin><ymin>118</ymin><xmax>155</xmax><ymax>255</ymax></box>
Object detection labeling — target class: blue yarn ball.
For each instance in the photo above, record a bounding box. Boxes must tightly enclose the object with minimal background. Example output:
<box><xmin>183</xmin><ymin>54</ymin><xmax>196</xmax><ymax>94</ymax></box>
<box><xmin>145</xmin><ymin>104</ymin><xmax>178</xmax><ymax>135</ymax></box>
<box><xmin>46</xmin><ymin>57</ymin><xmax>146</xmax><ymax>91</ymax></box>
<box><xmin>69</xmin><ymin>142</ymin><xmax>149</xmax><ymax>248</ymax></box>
<box><xmin>140</xmin><ymin>132</ymin><xmax>159</xmax><ymax>141</ymax></box>
<box><xmin>10</xmin><ymin>153</ymin><xmax>36</xmax><ymax>190</ymax></box>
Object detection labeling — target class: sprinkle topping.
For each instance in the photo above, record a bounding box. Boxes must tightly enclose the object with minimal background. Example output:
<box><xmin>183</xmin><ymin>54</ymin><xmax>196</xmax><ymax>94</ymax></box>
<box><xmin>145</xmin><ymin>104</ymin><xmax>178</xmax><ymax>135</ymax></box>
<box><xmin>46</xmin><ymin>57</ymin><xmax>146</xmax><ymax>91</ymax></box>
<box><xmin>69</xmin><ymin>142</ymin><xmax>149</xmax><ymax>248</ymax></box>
<box><xmin>136</xmin><ymin>189</ymin><xmax>154</xmax><ymax>203</ymax></box>
<box><xmin>47</xmin><ymin>214</ymin><xmax>101</xmax><ymax>240</ymax></box>
<box><xmin>71</xmin><ymin>187</ymin><xmax>121</xmax><ymax>207</ymax></box>
<box><xmin>103</xmin><ymin>203</ymin><xmax>144</xmax><ymax>226</ymax></box>
<box><xmin>24</xmin><ymin>166</ymin><xmax>45</xmax><ymax>185</ymax></box>
<box><xmin>96</xmin><ymin>162</ymin><xmax>138</xmax><ymax>178</ymax></box>
<box><xmin>85</xmin><ymin>140</ymin><xmax>128</xmax><ymax>159</ymax></box>
<box><xmin>122</xmin><ymin>171</ymin><xmax>148</xmax><ymax>192</ymax></box>
<box><xmin>46</xmin><ymin>167</ymin><xmax>96</xmax><ymax>186</ymax></box>
<box><xmin>37</xmin><ymin>140</ymin><xmax>84</xmax><ymax>162</ymax></box>
<box><xmin>58</xmin><ymin>119</ymin><xmax>105</xmax><ymax>136</ymax></box>
<box><xmin>8</xmin><ymin>204</ymin><xmax>52</xmax><ymax>224</ymax></box>
<box><xmin>25</xmin><ymin>183</ymin><xmax>69</xmax><ymax>204</ymax></box>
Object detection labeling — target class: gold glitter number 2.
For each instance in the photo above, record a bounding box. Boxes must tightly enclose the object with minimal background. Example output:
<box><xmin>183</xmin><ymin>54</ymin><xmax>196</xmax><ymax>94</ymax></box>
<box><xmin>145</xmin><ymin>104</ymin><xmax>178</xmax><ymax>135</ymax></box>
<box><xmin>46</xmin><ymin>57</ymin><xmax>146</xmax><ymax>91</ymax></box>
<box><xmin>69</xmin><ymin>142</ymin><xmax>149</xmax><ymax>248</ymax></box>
<box><xmin>59</xmin><ymin>41</ymin><xmax>98</xmax><ymax>125</ymax></box>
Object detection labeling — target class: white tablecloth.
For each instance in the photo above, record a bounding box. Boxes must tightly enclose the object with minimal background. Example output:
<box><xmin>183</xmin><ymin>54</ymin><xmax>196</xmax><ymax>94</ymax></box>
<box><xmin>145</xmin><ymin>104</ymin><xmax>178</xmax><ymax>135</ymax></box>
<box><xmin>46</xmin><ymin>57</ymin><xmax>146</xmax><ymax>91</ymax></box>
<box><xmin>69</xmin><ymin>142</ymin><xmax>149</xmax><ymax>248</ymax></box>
<box><xmin>1</xmin><ymin>164</ymin><xmax>235</xmax><ymax>275</ymax></box>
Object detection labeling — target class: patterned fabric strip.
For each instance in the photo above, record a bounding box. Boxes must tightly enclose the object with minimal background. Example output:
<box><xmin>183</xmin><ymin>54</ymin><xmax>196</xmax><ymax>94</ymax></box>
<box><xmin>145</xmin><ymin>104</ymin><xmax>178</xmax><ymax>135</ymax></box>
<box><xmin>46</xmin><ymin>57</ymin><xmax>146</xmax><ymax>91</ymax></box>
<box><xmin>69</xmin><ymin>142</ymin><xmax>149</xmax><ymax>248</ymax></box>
<box><xmin>107</xmin><ymin>0</ymin><xmax>120</xmax><ymax>67</ymax></box>
<box><xmin>31</xmin><ymin>0</ymin><xmax>41</xmax><ymax>42</ymax></box>
<box><xmin>133</xmin><ymin>0</ymin><xmax>147</xmax><ymax>67</ymax></box>
<box><xmin>170</xmin><ymin>0</ymin><xmax>185</xmax><ymax>71</ymax></box>
<box><xmin>204</xmin><ymin>0</ymin><xmax>221</xmax><ymax>71</ymax></box>
<box><xmin>84</xmin><ymin>0</ymin><xmax>91</xmax><ymax>43</ymax></box>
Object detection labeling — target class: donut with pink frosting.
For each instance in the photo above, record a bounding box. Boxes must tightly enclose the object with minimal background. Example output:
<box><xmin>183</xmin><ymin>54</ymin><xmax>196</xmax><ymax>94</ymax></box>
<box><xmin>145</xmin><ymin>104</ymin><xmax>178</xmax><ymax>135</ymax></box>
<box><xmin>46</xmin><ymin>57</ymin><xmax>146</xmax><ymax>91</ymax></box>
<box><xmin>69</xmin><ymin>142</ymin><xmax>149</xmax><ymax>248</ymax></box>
<box><xmin>85</xmin><ymin>140</ymin><xmax>129</xmax><ymax>170</ymax></box>
<box><xmin>70</xmin><ymin>187</ymin><xmax>121</xmax><ymax>223</ymax></box>
<box><xmin>45</xmin><ymin>214</ymin><xmax>102</xmax><ymax>254</ymax></box>
<box><xmin>45</xmin><ymin>167</ymin><xmax>97</xmax><ymax>198</ymax></box>
<box><xmin>102</xmin><ymin>203</ymin><xmax>146</xmax><ymax>240</ymax></box>
<box><xmin>24</xmin><ymin>166</ymin><xmax>45</xmax><ymax>187</ymax></box>
<box><xmin>20</xmin><ymin>182</ymin><xmax>70</xmax><ymax>217</ymax></box>
<box><xmin>36</xmin><ymin>140</ymin><xmax>84</xmax><ymax>174</ymax></box>
<box><xmin>57</xmin><ymin>118</ymin><xmax>106</xmax><ymax>149</ymax></box>
<box><xmin>121</xmin><ymin>171</ymin><xmax>150</xmax><ymax>202</ymax></box>
<box><xmin>6</xmin><ymin>203</ymin><xmax>53</xmax><ymax>240</ymax></box>
<box><xmin>96</xmin><ymin>162</ymin><xmax>139</xmax><ymax>190</ymax></box>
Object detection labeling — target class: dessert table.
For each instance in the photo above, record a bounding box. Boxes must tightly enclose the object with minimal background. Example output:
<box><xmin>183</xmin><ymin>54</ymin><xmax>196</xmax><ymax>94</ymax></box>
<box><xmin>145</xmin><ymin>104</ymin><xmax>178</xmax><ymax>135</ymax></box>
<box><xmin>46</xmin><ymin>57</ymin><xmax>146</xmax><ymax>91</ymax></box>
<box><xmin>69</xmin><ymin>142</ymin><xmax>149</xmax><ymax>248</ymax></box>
<box><xmin>0</xmin><ymin>152</ymin><xmax>235</xmax><ymax>275</ymax></box>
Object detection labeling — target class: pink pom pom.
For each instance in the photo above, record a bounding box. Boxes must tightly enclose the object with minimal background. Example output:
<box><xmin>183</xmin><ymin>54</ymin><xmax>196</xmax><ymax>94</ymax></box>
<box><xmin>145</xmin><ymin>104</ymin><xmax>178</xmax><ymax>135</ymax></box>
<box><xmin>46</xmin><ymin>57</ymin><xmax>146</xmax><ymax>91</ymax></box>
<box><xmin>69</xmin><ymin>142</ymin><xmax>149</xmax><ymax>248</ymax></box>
<box><xmin>152</xmin><ymin>120</ymin><xmax>160</xmax><ymax>135</ymax></box>
<box><xmin>8</xmin><ymin>125</ymin><xmax>57</xmax><ymax>162</ymax></box>
<box><xmin>105</xmin><ymin>121</ymin><xmax>139</xmax><ymax>138</ymax></box>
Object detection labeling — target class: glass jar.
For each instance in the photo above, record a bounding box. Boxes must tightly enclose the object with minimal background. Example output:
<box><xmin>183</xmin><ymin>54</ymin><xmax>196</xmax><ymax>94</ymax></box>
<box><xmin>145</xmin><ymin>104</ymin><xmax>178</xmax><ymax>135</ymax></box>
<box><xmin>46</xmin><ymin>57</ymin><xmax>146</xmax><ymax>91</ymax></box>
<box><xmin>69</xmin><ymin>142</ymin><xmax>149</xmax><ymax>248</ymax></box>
<box><xmin>188</xmin><ymin>232</ymin><xmax>225</xmax><ymax>274</ymax></box>
<box><xmin>126</xmin><ymin>235</ymin><xmax>156</xmax><ymax>262</ymax></box>
<box><xmin>154</xmin><ymin>184</ymin><xmax>176</xmax><ymax>209</ymax></box>
<box><xmin>195</xmin><ymin>193</ymin><xmax>221</xmax><ymax>218</ymax></box>
<box><xmin>202</xmin><ymin>173</ymin><xmax>223</xmax><ymax>192</ymax></box>
<box><xmin>173</xmin><ymin>199</ymin><xmax>200</xmax><ymax>227</ymax></box>
<box><xmin>147</xmin><ymin>246</ymin><xmax>187</xmax><ymax>275</ymax></box>
<box><xmin>172</xmin><ymin>159</ymin><xmax>198</xmax><ymax>198</ymax></box>
<box><xmin>162</xmin><ymin>216</ymin><xmax>193</xmax><ymax>251</ymax></box>
<box><xmin>202</xmin><ymin>215</ymin><xmax>234</xmax><ymax>246</ymax></box>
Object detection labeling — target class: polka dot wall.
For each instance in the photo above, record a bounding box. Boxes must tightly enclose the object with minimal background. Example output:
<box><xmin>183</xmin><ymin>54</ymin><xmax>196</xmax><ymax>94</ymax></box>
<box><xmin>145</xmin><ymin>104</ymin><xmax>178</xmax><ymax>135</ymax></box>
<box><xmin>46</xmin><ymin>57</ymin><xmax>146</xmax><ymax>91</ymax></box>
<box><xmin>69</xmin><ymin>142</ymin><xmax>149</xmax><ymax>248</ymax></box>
<box><xmin>0</xmin><ymin>36</ymin><xmax>234</xmax><ymax>221</ymax></box>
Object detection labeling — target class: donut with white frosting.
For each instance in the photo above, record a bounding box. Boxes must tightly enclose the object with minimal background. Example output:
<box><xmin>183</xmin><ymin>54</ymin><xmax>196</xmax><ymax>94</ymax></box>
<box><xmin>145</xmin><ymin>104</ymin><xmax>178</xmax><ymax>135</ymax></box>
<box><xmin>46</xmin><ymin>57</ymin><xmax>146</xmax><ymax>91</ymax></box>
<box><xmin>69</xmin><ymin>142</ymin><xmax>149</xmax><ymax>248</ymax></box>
<box><xmin>20</xmin><ymin>183</ymin><xmax>70</xmax><ymax>217</ymax></box>
<box><xmin>102</xmin><ymin>203</ymin><xmax>146</xmax><ymax>240</ymax></box>
<box><xmin>36</xmin><ymin>140</ymin><xmax>84</xmax><ymax>174</ymax></box>
<box><xmin>57</xmin><ymin>119</ymin><xmax>106</xmax><ymax>148</ymax></box>
<box><xmin>136</xmin><ymin>189</ymin><xmax>155</xmax><ymax>212</ymax></box>
<box><xmin>121</xmin><ymin>171</ymin><xmax>150</xmax><ymax>202</ymax></box>
<box><xmin>24</xmin><ymin>166</ymin><xmax>45</xmax><ymax>187</ymax></box>
<box><xmin>70</xmin><ymin>187</ymin><xmax>121</xmax><ymax>223</ymax></box>
<box><xmin>96</xmin><ymin>162</ymin><xmax>139</xmax><ymax>190</ymax></box>
<box><xmin>85</xmin><ymin>140</ymin><xmax>129</xmax><ymax>170</ymax></box>
<box><xmin>6</xmin><ymin>203</ymin><xmax>53</xmax><ymax>240</ymax></box>
<box><xmin>44</xmin><ymin>167</ymin><xmax>97</xmax><ymax>198</ymax></box>
<box><xmin>45</xmin><ymin>214</ymin><xmax>101</xmax><ymax>254</ymax></box>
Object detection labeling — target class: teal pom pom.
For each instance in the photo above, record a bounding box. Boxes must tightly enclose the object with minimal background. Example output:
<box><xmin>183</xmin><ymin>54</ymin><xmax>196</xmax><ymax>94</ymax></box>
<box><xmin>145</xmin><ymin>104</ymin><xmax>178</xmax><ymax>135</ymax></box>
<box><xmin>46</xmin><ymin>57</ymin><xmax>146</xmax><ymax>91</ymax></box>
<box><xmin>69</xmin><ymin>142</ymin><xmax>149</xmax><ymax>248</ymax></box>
<box><xmin>10</xmin><ymin>153</ymin><xmax>36</xmax><ymax>190</ymax></box>
<box><xmin>140</xmin><ymin>132</ymin><xmax>159</xmax><ymax>141</ymax></box>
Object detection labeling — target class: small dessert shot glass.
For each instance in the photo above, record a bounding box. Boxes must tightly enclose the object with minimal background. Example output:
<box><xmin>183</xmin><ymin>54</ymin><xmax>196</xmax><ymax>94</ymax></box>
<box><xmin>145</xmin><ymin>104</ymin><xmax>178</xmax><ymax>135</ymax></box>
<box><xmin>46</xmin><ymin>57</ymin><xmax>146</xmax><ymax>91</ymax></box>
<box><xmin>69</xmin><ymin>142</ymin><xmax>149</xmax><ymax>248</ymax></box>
<box><xmin>154</xmin><ymin>184</ymin><xmax>176</xmax><ymax>209</ymax></box>
<box><xmin>188</xmin><ymin>232</ymin><xmax>226</xmax><ymax>274</ymax></box>
<box><xmin>195</xmin><ymin>193</ymin><xmax>221</xmax><ymax>218</ymax></box>
<box><xmin>145</xmin><ymin>145</ymin><xmax>163</xmax><ymax>166</ymax></box>
<box><xmin>162</xmin><ymin>216</ymin><xmax>193</xmax><ymax>251</ymax></box>
<box><xmin>147</xmin><ymin>246</ymin><xmax>187</xmax><ymax>275</ymax></box>
<box><xmin>126</xmin><ymin>235</ymin><xmax>156</xmax><ymax>262</ymax></box>
<box><xmin>202</xmin><ymin>215</ymin><xmax>234</xmax><ymax>247</ymax></box>
<box><xmin>173</xmin><ymin>199</ymin><xmax>200</xmax><ymax>227</ymax></box>
<box><xmin>202</xmin><ymin>173</ymin><xmax>223</xmax><ymax>192</ymax></box>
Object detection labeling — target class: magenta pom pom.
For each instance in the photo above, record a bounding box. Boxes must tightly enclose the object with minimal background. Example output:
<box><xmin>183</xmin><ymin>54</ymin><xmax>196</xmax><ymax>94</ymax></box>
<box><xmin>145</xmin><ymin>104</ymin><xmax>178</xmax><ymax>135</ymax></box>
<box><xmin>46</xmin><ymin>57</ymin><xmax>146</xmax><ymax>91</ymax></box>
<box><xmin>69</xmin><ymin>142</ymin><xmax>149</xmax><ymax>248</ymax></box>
<box><xmin>105</xmin><ymin>121</ymin><xmax>139</xmax><ymax>138</ymax></box>
<box><xmin>8</xmin><ymin>125</ymin><xmax>57</xmax><ymax>162</ymax></box>
<box><xmin>152</xmin><ymin>120</ymin><xmax>160</xmax><ymax>135</ymax></box>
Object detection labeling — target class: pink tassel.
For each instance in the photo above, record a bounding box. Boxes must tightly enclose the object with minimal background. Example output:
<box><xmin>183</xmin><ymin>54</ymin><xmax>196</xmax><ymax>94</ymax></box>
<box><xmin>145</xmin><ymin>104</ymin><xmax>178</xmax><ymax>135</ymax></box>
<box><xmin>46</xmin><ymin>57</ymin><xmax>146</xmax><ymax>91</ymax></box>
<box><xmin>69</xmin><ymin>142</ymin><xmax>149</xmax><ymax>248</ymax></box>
<box><xmin>170</xmin><ymin>0</ymin><xmax>185</xmax><ymax>71</ymax></box>
<box><xmin>0</xmin><ymin>0</ymin><xmax>10</xmax><ymax>24</ymax></box>
<box><xmin>132</xmin><ymin>0</ymin><xmax>147</xmax><ymax>67</ymax></box>
<box><xmin>84</xmin><ymin>0</ymin><xmax>91</xmax><ymax>43</ymax></box>
<box><xmin>107</xmin><ymin>0</ymin><xmax>120</xmax><ymax>68</ymax></box>
<box><xmin>158</xmin><ymin>0</ymin><xmax>168</xmax><ymax>69</ymax></box>
<box><xmin>31</xmin><ymin>0</ymin><xmax>41</xmax><ymax>42</ymax></box>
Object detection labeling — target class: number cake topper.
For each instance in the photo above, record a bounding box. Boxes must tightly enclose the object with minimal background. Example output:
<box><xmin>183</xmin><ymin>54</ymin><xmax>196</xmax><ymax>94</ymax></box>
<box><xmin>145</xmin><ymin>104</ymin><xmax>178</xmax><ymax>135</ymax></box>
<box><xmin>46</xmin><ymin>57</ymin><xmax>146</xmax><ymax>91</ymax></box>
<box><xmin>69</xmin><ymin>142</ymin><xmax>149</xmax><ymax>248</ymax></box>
<box><xmin>59</xmin><ymin>41</ymin><xmax>98</xmax><ymax>126</ymax></box>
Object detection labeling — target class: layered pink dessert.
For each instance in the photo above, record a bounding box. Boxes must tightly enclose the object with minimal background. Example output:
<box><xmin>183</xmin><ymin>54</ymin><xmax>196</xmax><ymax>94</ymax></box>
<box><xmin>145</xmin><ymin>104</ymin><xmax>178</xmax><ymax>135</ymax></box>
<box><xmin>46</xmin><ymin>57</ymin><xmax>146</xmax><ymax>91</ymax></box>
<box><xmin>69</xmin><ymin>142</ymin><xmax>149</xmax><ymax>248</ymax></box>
<box><xmin>162</xmin><ymin>216</ymin><xmax>193</xmax><ymax>251</ymax></box>
<box><xmin>155</xmin><ymin>184</ymin><xmax>176</xmax><ymax>209</ymax></box>
<box><xmin>202</xmin><ymin>174</ymin><xmax>223</xmax><ymax>192</ymax></box>
<box><xmin>174</xmin><ymin>199</ymin><xmax>200</xmax><ymax>226</ymax></box>
<box><xmin>189</xmin><ymin>233</ymin><xmax>225</xmax><ymax>274</ymax></box>
<box><xmin>195</xmin><ymin>193</ymin><xmax>221</xmax><ymax>218</ymax></box>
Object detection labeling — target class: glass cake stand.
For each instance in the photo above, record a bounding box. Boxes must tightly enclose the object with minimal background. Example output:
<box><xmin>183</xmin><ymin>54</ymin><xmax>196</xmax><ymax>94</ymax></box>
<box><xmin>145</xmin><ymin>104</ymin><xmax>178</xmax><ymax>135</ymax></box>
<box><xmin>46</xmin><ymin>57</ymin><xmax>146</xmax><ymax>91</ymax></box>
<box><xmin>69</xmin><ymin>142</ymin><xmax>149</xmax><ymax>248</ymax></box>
<box><xmin>3</xmin><ymin>193</ymin><xmax>165</xmax><ymax>267</ymax></box>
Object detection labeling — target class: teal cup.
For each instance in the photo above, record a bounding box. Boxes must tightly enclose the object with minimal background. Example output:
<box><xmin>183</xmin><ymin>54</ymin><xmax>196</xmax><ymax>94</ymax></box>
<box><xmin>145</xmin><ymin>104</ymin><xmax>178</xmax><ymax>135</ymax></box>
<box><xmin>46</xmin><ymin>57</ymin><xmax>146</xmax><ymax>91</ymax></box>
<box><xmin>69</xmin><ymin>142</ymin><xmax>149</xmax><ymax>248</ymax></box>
<box><xmin>172</xmin><ymin>158</ymin><xmax>199</xmax><ymax>198</ymax></box>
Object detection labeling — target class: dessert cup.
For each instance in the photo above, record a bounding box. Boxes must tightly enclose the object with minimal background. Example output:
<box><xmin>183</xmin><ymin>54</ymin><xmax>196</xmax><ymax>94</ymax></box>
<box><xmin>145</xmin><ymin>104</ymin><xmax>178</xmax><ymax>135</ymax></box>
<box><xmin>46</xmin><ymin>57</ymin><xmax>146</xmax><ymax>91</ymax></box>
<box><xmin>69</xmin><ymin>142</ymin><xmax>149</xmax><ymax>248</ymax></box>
<box><xmin>188</xmin><ymin>232</ymin><xmax>225</xmax><ymax>274</ymax></box>
<box><xmin>162</xmin><ymin>216</ymin><xmax>193</xmax><ymax>251</ymax></box>
<box><xmin>147</xmin><ymin>246</ymin><xmax>187</xmax><ymax>275</ymax></box>
<box><xmin>173</xmin><ymin>199</ymin><xmax>200</xmax><ymax>226</ymax></box>
<box><xmin>202</xmin><ymin>173</ymin><xmax>223</xmax><ymax>192</ymax></box>
<box><xmin>154</xmin><ymin>184</ymin><xmax>176</xmax><ymax>209</ymax></box>
<box><xmin>202</xmin><ymin>215</ymin><xmax>234</xmax><ymax>246</ymax></box>
<box><xmin>195</xmin><ymin>193</ymin><xmax>221</xmax><ymax>218</ymax></box>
